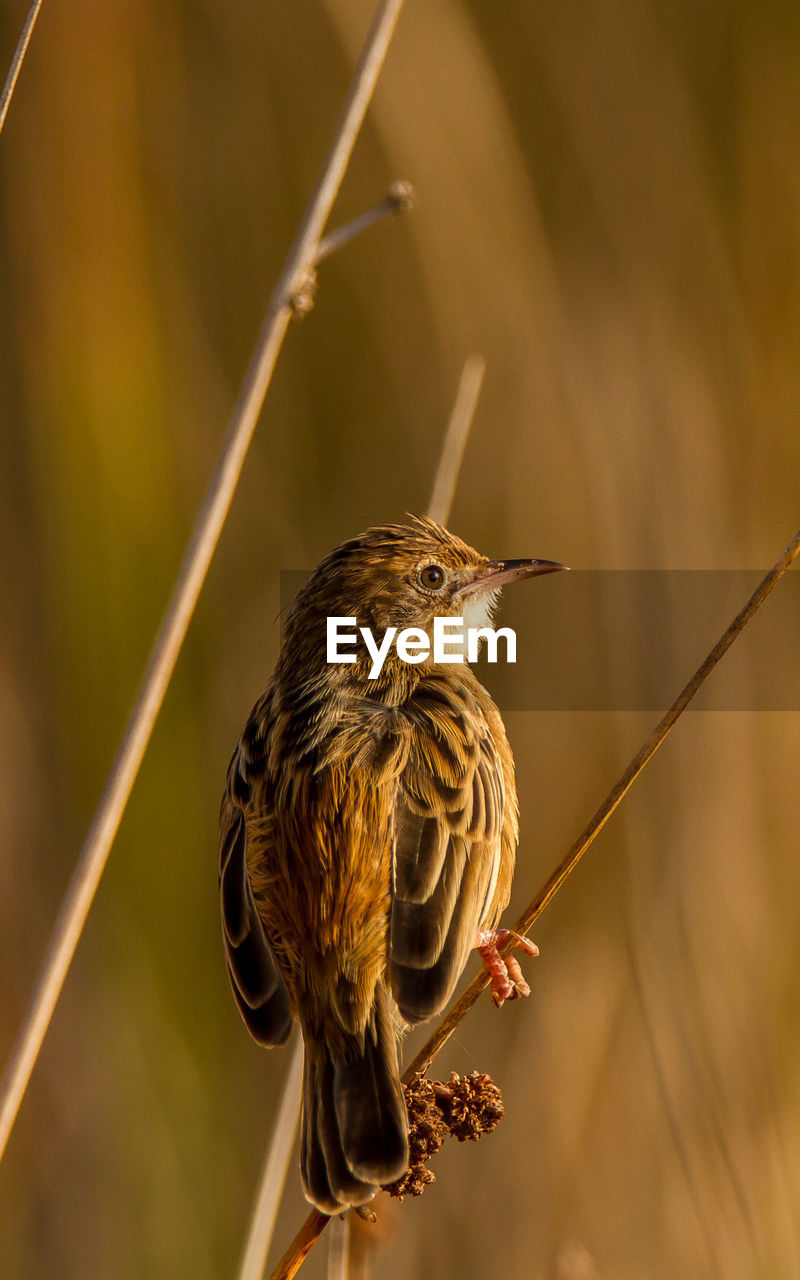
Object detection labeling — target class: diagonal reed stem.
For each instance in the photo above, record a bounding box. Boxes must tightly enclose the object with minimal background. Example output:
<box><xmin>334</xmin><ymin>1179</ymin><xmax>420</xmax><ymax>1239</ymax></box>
<box><xmin>271</xmin><ymin>522</ymin><xmax>800</xmax><ymax>1278</ymax></box>
<box><xmin>427</xmin><ymin>355</ymin><xmax>485</xmax><ymax>527</ymax></box>
<box><xmin>0</xmin><ymin>0</ymin><xmax>43</xmax><ymax>137</ymax></box>
<box><xmin>0</xmin><ymin>0</ymin><xmax>408</xmax><ymax>1166</ymax></box>
<box><xmin>237</xmin><ymin>1035</ymin><xmax>305</xmax><ymax>1280</ymax></box>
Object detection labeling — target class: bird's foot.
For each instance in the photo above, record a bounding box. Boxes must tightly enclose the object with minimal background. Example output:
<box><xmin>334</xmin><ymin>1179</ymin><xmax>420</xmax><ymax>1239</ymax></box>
<box><xmin>352</xmin><ymin>1204</ymin><xmax>377</xmax><ymax>1223</ymax></box>
<box><xmin>475</xmin><ymin>929</ymin><xmax>539</xmax><ymax>1007</ymax></box>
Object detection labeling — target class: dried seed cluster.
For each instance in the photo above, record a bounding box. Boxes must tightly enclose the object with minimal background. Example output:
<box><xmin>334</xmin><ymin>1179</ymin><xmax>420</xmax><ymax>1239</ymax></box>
<box><xmin>383</xmin><ymin>1070</ymin><xmax>505</xmax><ymax>1200</ymax></box>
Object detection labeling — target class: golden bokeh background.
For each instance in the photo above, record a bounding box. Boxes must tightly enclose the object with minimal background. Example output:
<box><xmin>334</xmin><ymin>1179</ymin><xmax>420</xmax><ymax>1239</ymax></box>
<box><xmin>1</xmin><ymin>1</ymin><xmax>799</xmax><ymax>1276</ymax></box>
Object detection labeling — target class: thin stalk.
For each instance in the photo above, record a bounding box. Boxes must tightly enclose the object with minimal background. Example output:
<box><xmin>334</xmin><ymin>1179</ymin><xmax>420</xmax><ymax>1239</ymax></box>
<box><xmin>315</xmin><ymin>181</ymin><xmax>415</xmax><ymax>265</ymax></box>
<box><xmin>236</xmin><ymin>1035</ymin><xmax>305</xmax><ymax>1280</ymax></box>
<box><xmin>427</xmin><ymin>355</ymin><xmax>486</xmax><ymax>526</ymax></box>
<box><xmin>0</xmin><ymin>0</ymin><xmax>43</xmax><ymax>136</ymax></box>
<box><xmin>326</xmin><ymin>1216</ymin><xmax>350</xmax><ymax>1280</ymax></box>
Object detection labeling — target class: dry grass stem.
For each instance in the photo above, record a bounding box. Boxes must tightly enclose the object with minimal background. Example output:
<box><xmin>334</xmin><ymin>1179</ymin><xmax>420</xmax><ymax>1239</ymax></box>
<box><xmin>314</xmin><ymin>181</ymin><xmax>416</xmax><ymax>266</ymax></box>
<box><xmin>0</xmin><ymin>0</ymin><xmax>407</xmax><ymax>1165</ymax></box>
<box><xmin>0</xmin><ymin>0</ymin><xmax>43</xmax><ymax>136</ymax></box>
<box><xmin>236</xmin><ymin>1035</ymin><xmax>305</xmax><ymax>1280</ymax></box>
<box><xmin>326</xmin><ymin>1214</ymin><xmax>350</xmax><ymax>1280</ymax></box>
<box><xmin>427</xmin><ymin>354</ymin><xmax>486</xmax><ymax>526</ymax></box>
<box><xmin>271</xmin><ymin>523</ymin><xmax>800</xmax><ymax>1277</ymax></box>
<box><xmin>270</xmin><ymin>1209</ymin><xmax>330</xmax><ymax>1280</ymax></box>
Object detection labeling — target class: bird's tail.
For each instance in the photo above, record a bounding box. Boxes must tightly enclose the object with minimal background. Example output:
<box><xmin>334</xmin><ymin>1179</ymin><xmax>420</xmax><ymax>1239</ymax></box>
<box><xmin>300</xmin><ymin>984</ymin><xmax>409</xmax><ymax>1214</ymax></box>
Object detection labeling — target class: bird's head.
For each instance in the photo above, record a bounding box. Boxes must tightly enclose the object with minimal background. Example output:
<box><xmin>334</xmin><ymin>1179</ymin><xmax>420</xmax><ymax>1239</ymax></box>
<box><xmin>282</xmin><ymin>516</ymin><xmax>566</xmax><ymax>689</ymax></box>
<box><xmin>310</xmin><ymin>515</ymin><xmax>564</xmax><ymax>631</ymax></box>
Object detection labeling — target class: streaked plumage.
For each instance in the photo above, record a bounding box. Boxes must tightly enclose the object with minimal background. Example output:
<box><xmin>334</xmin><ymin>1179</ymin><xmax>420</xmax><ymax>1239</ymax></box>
<box><xmin>219</xmin><ymin>517</ymin><xmax>565</xmax><ymax>1213</ymax></box>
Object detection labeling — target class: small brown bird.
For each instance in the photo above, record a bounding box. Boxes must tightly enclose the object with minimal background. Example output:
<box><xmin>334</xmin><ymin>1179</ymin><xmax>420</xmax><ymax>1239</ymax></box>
<box><xmin>219</xmin><ymin>517</ymin><xmax>566</xmax><ymax>1214</ymax></box>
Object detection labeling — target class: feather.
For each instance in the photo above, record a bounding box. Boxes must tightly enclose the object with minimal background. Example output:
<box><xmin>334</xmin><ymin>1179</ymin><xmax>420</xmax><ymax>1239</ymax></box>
<box><xmin>389</xmin><ymin>679</ymin><xmax>512</xmax><ymax>1023</ymax></box>
<box><xmin>218</xmin><ymin>806</ymin><xmax>292</xmax><ymax>1046</ymax></box>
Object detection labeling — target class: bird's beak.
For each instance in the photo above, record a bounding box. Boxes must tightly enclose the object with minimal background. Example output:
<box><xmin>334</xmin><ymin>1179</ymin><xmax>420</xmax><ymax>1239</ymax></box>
<box><xmin>456</xmin><ymin>558</ymin><xmax>569</xmax><ymax>599</ymax></box>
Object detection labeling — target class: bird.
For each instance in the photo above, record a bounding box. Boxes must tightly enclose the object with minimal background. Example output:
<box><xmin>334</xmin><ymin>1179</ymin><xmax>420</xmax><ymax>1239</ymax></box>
<box><xmin>218</xmin><ymin>516</ymin><xmax>567</xmax><ymax>1214</ymax></box>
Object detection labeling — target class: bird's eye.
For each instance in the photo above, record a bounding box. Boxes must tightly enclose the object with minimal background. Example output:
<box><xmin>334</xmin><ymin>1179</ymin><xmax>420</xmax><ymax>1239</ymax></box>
<box><xmin>417</xmin><ymin>563</ymin><xmax>445</xmax><ymax>591</ymax></box>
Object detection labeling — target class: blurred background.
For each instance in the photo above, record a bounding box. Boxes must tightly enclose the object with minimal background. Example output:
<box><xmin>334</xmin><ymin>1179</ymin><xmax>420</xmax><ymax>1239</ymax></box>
<box><xmin>1</xmin><ymin>0</ymin><xmax>799</xmax><ymax>1276</ymax></box>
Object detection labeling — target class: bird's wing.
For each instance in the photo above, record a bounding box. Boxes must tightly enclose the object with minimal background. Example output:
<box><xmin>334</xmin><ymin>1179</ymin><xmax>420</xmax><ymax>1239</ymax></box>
<box><xmin>389</xmin><ymin>675</ymin><xmax>512</xmax><ymax>1023</ymax></box>
<box><xmin>219</xmin><ymin>782</ymin><xmax>292</xmax><ymax>1047</ymax></box>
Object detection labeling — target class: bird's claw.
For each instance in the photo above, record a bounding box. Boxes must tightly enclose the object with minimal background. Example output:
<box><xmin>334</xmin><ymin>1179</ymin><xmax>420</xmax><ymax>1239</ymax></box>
<box><xmin>476</xmin><ymin>928</ymin><xmax>539</xmax><ymax>1007</ymax></box>
<box><xmin>352</xmin><ymin>1203</ymin><xmax>377</xmax><ymax>1223</ymax></box>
